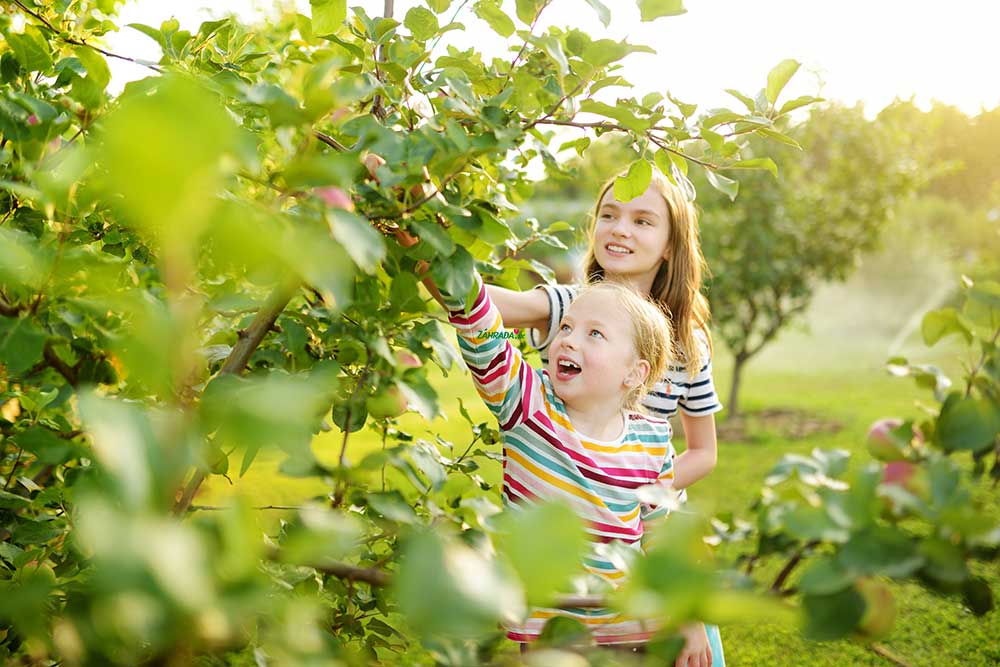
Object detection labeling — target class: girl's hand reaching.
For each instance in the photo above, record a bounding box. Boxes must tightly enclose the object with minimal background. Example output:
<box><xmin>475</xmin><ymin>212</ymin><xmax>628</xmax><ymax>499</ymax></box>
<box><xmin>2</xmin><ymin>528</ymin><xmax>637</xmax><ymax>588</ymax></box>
<box><xmin>362</xmin><ymin>153</ymin><xmax>422</xmax><ymax>248</ymax></box>
<box><xmin>675</xmin><ymin>623</ymin><xmax>713</xmax><ymax>667</ymax></box>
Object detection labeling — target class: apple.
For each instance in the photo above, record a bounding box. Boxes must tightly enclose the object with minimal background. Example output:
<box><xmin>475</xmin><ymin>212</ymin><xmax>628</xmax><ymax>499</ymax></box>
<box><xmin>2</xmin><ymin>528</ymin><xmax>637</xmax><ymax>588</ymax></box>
<box><xmin>866</xmin><ymin>417</ymin><xmax>923</xmax><ymax>462</ymax></box>
<box><xmin>855</xmin><ymin>577</ymin><xmax>896</xmax><ymax>639</ymax></box>
<box><xmin>394</xmin><ymin>349</ymin><xmax>422</xmax><ymax>369</ymax></box>
<box><xmin>367</xmin><ymin>385</ymin><xmax>408</xmax><ymax>419</ymax></box>
<box><xmin>313</xmin><ymin>186</ymin><xmax>354</xmax><ymax>211</ymax></box>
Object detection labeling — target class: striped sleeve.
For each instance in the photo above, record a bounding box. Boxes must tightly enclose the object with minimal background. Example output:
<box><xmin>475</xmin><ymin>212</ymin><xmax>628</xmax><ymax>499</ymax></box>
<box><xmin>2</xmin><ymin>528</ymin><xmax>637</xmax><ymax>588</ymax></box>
<box><xmin>443</xmin><ymin>274</ymin><xmax>539</xmax><ymax>431</ymax></box>
<box><xmin>676</xmin><ymin>329</ymin><xmax>723</xmax><ymax>417</ymax></box>
<box><xmin>525</xmin><ymin>283</ymin><xmax>578</xmax><ymax>360</ymax></box>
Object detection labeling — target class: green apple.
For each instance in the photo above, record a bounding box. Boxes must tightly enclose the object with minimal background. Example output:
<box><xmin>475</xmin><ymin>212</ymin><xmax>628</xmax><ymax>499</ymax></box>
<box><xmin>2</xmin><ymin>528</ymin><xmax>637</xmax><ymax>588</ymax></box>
<box><xmin>367</xmin><ymin>386</ymin><xmax>408</xmax><ymax>419</ymax></box>
<box><xmin>855</xmin><ymin>577</ymin><xmax>896</xmax><ymax>639</ymax></box>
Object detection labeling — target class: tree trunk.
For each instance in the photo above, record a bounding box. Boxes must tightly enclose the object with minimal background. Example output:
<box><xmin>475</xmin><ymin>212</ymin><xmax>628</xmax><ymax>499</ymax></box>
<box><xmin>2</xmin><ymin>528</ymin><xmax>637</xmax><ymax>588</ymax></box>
<box><xmin>728</xmin><ymin>354</ymin><xmax>747</xmax><ymax>419</ymax></box>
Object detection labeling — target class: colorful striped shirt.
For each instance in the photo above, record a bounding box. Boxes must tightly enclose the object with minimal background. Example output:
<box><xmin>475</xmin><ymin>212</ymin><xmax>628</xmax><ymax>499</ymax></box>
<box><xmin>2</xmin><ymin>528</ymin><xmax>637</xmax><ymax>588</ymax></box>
<box><xmin>444</xmin><ymin>275</ymin><xmax>676</xmax><ymax>644</ymax></box>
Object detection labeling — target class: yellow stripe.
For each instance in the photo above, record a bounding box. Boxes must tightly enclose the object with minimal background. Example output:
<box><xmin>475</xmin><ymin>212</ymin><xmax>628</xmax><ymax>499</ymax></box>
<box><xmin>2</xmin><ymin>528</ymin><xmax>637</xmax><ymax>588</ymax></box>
<box><xmin>580</xmin><ymin>440</ymin><xmax>669</xmax><ymax>455</ymax></box>
<box><xmin>549</xmin><ymin>408</ymin><xmax>574</xmax><ymax>432</ymax></box>
<box><xmin>619</xmin><ymin>504</ymin><xmax>640</xmax><ymax>522</ymax></box>
<box><xmin>506</xmin><ymin>448</ymin><xmax>603</xmax><ymax>506</ymax></box>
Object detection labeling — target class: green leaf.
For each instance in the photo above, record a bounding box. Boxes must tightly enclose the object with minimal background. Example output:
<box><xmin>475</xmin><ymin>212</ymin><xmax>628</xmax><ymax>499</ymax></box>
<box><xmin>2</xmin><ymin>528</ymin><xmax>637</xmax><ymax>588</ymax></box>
<box><xmin>637</xmin><ymin>0</ymin><xmax>687</xmax><ymax>21</ymax></box>
<box><xmin>367</xmin><ymin>491</ymin><xmax>418</xmax><ymax>524</ymax></box>
<box><xmin>725</xmin><ymin>88</ymin><xmax>757</xmax><ymax>113</ymax></box>
<box><xmin>474</xmin><ymin>0</ymin><xmax>515</xmax><ymax>37</ymax></box>
<box><xmin>5</xmin><ymin>27</ymin><xmax>53</xmax><ymax>73</ymax></box>
<box><xmin>427</xmin><ymin>0</ymin><xmax>452</xmax><ymax>12</ymax></box>
<box><xmin>395</xmin><ymin>531</ymin><xmax>523</xmax><ymax>639</ymax></box>
<box><xmin>778</xmin><ymin>95</ymin><xmax>822</xmax><ymax>116</ymax></box>
<box><xmin>578</xmin><ymin>99</ymin><xmax>650</xmax><ymax>133</ymax></box>
<box><xmin>530</xmin><ymin>34</ymin><xmax>569</xmax><ymax>77</ymax></box>
<box><xmin>310</xmin><ymin>0</ymin><xmax>347</xmax><ymax>35</ymax></box>
<box><xmin>583</xmin><ymin>0</ymin><xmax>611</xmax><ymax>27</ymax></box>
<box><xmin>74</xmin><ymin>46</ymin><xmax>110</xmax><ymax>88</ymax></box>
<box><xmin>836</xmin><ymin>526</ymin><xmax>924</xmax><ymax>578</ymax></box>
<box><xmin>404</xmin><ymin>6</ymin><xmax>439</xmax><ymax>40</ymax></box>
<box><xmin>0</xmin><ymin>318</ymin><xmax>46</xmax><ymax>376</ymax></box>
<box><xmin>766</xmin><ymin>58</ymin><xmax>800</xmax><ymax>104</ymax></box>
<box><xmin>757</xmin><ymin>127</ymin><xmax>803</xmax><ymax>150</ymax></box>
<box><xmin>705</xmin><ymin>169</ymin><xmax>739</xmax><ymax>200</ymax></box>
<box><xmin>921</xmin><ymin>307</ymin><xmax>972</xmax><ymax>346</ymax></box>
<box><xmin>494</xmin><ymin>502</ymin><xmax>587</xmax><ymax>605</ymax></box>
<box><xmin>936</xmin><ymin>393</ymin><xmax>999</xmax><ymax>453</ymax></box>
<box><xmin>802</xmin><ymin>587</ymin><xmax>865</xmax><ymax>640</ymax></box>
<box><xmin>725</xmin><ymin>157</ymin><xmax>778</xmax><ymax>178</ymax></box>
<box><xmin>613</xmin><ymin>159</ymin><xmax>653</xmax><ymax>202</ymax></box>
<box><xmin>126</xmin><ymin>23</ymin><xmax>167</xmax><ymax>50</ymax></box>
<box><xmin>798</xmin><ymin>558</ymin><xmax>854</xmax><ymax>595</ymax></box>
<box><xmin>328</xmin><ymin>210</ymin><xmax>386</xmax><ymax>273</ymax></box>
<box><xmin>515</xmin><ymin>0</ymin><xmax>546</xmax><ymax>24</ymax></box>
<box><xmin>97</xmin><ymin>75</ymin><xmax>243</xmax><ymax>245</ymax></box>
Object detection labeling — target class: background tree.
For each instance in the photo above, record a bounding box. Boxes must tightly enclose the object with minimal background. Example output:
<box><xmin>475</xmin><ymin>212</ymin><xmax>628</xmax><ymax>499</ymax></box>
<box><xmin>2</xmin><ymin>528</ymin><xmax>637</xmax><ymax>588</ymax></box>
<box><xmin>697</xmin><ymin>103</ymin><xmax>923</xmax><ymax>417</ymax></box>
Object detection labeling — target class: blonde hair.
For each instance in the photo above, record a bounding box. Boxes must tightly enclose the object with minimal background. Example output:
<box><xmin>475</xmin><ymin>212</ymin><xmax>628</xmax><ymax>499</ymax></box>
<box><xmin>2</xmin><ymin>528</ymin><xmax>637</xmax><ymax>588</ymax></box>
<box><xmin>582</xmin><ymin>169</ymin><xmax>712</xmax><ymax>377</ymax></box>
<box><xmin>572</xmin><ymin>281</ymin><xmax>672</xmax><ymax>412</ymax></box>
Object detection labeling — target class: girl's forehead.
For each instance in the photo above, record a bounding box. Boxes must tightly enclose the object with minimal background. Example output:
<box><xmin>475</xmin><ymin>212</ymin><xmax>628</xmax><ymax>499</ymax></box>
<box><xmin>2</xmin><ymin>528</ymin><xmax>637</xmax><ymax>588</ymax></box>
<box><xmin>569</xmin><ymin>292</ymin><xmax>634</xmax><ymax>329</ymax></box>
<box><xmin>600</xmin><ymin>181</ymin><xmax>667</xmax><ymax>214</ymax></box>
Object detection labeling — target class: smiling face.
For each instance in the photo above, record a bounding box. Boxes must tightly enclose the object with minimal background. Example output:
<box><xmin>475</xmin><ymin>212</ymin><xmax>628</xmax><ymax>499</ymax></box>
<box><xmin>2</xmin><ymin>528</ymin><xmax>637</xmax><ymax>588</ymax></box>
<box><xmin>592</xmin><ymin>181</ymin><xmax>672</xmax><ymax>293</ymax></box>
<box><xmin>546</xmin><ymin>289</ymin><xmax>651</xmax><ymax>413</ymax></box>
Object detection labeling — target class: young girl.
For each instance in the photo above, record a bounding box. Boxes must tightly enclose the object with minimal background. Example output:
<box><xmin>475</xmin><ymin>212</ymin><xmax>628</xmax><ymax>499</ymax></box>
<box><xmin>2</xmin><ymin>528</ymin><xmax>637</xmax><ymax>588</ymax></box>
<box><xmin>485</xmin><ymin>169</ymin><xmax>725</xmax><ymax>665</ymax></box>
<box><xmin>436</xmin><ymin>267</ymin><xmax>700</xmax><ymax>651</ymax></box>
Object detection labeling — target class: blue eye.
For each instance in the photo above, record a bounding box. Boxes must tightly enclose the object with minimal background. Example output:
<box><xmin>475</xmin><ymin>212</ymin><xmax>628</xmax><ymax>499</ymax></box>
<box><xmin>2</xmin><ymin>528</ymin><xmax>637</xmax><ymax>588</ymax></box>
<box><xmin>560</xmin><ymin>323</ymin><xmax>571</xmax><ymax>332</ymax></box>
<box><xmin>636</xmin><ymin>218</ymin><xmax>650</xmax><ymax>226</ymax></box>
<box><xmin>589</xmin><ymin>329</ymin><xmax>604</xmax><ymax>339</ymax></box>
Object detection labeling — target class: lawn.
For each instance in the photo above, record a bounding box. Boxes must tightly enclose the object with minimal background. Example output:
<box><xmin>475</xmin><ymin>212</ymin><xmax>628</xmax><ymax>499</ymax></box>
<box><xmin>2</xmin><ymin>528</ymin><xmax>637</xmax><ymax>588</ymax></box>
<box><xmin>199</xmin><ymin>276</ymin><xmax>1000</xmax><ymax>667</ymax></box>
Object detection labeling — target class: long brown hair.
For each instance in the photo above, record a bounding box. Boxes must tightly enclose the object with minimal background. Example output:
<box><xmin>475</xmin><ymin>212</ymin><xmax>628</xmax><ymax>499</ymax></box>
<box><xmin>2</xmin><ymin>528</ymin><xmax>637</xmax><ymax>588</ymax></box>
<box><xmin>582</xmin><ymin>169</ymin><xmax>712</xmax><ymax>377</ymax></box>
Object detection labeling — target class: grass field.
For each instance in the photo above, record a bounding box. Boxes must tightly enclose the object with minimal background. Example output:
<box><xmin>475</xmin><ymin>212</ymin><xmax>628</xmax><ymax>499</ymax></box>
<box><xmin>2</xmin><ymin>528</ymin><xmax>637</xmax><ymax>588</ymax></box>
<box><xmin>199</xmin><ymin>271</ymin><xmax>1000</xmax><ymax>667</ymax></box>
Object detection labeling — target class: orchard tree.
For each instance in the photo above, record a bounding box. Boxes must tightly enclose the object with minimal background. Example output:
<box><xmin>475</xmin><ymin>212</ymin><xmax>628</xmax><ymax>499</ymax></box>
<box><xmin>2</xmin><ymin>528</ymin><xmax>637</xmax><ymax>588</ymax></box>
<box><xmin>698</xmin><ymin>103</ymin><xmax>923</xmax><ymax>416</ymax></box>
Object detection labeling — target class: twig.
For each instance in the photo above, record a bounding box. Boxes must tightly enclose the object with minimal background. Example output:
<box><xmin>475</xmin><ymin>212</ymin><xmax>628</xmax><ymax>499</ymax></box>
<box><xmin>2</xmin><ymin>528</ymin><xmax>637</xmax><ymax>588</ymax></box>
<box><xmin>0</xmin><ymin>298</ymin><xmax>24</xmax><ymax>317</ymax></box>
<box><xmin>11</xmin><ymin>0</ymin><xmax>162</xmax><ymax>73</ymax></box>
<box><xmin>501</xmin><ymin>0</ymin><xmax>553</xmax><ymax>89</ymax></box>
<box><xmin>3</xmin><ymin>448</ymin><xmax>23</xmax><ymax>490</ymax></box>
<box><xmin>870</xmin><ymin>643</ymin><xmax>913</xmax><ymax>667</ymax></box>
<box><xmin>188</xmin><ymin>504</ymin><xmax>304</xmax><ymax>512</ymax></box>
<box><xmin>966</xmin><ymin>324</ymin><xmax>1000</xmax><ymax>398</ymax></box>
<box><xmin>314</xmin><ymin>130</ymin><xmax>350</xmax><ymax>152</ymax></box>
<box><xmin>770</xmin><ymin>540</ymin><xmax>819</xmax><ymax>593</ymax></box>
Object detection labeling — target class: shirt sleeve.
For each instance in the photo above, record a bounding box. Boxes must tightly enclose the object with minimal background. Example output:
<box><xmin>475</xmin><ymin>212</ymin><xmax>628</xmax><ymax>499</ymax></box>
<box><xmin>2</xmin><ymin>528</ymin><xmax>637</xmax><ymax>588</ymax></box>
<box><xmin>525</xmin><ymin>283</ymin><xmax>579</xmax><ymax>358</ymax></box>
<box><xmin>442</xmin><ymin>274</ymin><xmax>541</xmax><ymax>431</ymax></box>
<box><xmin>676</xmin><ymin>329</ymin><xmax>723</xmax><ymax>417</ymax></box>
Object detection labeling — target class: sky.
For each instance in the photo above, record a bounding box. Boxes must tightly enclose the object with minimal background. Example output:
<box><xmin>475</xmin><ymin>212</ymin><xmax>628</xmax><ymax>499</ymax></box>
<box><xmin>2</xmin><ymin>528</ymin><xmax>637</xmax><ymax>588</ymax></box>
<box><xmin>101</xmin><ymin>0</ymin><xmax>1000</xmax><ymax>116</ymax></box>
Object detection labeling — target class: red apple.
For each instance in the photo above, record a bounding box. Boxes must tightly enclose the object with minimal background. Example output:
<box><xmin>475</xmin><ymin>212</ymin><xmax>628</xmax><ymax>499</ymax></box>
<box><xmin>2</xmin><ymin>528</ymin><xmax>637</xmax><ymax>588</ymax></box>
<box><xmin>866</xmin><ymin>418</ymin><xmax>913</xmax><ymax>462</ymax></box>
<box><xmin>313</xmin><ymin>186</ymin><xmax>354</xmax><ymax>211</ymax></box>
<box><xmin>394</xmin><ymin>349</ymin><xmax>422</xmax><ymax>369</ymax></box>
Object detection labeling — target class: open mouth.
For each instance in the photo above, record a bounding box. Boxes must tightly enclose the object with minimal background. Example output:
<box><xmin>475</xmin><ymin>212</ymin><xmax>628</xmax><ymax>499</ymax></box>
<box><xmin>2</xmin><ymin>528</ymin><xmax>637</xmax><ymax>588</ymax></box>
<box><xmin>604</xmin><ymin>243</ymin><xmax>633</xmax><ymax>257</ymax></box>
<box><xmin>555</xmin><ymin>358</ymin><xmax>582</xmax><ymax>381</ymax></box>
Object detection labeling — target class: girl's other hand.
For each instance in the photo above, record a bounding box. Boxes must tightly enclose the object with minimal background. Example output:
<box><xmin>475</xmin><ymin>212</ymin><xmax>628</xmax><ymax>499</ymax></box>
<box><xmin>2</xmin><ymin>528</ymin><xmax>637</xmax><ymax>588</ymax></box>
<box><xmin>675</xmin><ymin>623</ymin><xmax>712</xmax><ymax>667</ymax></box>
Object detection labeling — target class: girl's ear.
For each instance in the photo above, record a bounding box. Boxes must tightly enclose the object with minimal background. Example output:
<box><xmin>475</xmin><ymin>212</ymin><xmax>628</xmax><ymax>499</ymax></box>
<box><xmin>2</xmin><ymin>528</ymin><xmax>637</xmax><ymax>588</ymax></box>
<box><xmin>625</xmin><ymin>359</ymin><xmax>651</xmax><ymax>389</ymax></box>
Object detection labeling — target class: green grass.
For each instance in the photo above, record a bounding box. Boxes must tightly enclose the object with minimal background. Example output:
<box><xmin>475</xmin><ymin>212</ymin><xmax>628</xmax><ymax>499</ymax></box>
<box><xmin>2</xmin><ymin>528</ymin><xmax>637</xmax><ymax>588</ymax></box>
<box><xmin>199</xmin><ymin>277</ymin><xmax>1000</xmax><ymax>667</ymax></box>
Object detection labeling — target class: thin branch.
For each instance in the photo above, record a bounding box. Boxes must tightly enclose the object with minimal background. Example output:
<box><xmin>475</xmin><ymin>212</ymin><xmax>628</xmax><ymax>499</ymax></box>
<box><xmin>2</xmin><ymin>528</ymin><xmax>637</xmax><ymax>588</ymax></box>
<box><xmin>501</xmin><ymin>0</ymin><xmax>553</xmax><ymax>89</ymax></box>
<box><xmin>12</xmin><ymin>0</ymin><xmax>162</xmax><ymax>73</ymax></box>
<box><xmin>966</xmin><ymin>324</ymin><xmax>1000</xmax><ymax>398</ymax></box>
<box><xmin>3</xmin><ymin>448</ymin><xmax>23</xmax><ymax>491</ymax></box>
<box><xmin>189</xmin><ymin>504</ymin><xmax>303</xmax><ymax>512</ymax></box>
<box><xmin>43</xmin><ymin>342</ymin><xmax>78</xmax><ymax>386</ymax></box>
<box><xmin>770</xmin><ymin>540</ymin><xmax>819</xmax><ymax>594</ymax></box>
<box><xmin>0</xmin><ymin>297</ymin><xmax>24</xmax><ymax>317</ymax></box>
<box><xmin>314</xmin><ymin>130</ymin><xmax>350</xmax><ymax>152</ymax></box>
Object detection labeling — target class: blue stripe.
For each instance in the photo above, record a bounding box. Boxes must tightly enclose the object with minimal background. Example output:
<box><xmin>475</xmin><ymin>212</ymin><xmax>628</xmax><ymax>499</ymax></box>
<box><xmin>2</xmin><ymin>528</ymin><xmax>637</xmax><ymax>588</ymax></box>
<box><xmin>687</xmin><ymin>391</ymin><xmax>717</xmax><ymax>401</ymax></box>
<box><xmin>681</xmin><ymin>403</ymin><xmax>721</xmax><ymax>413</ymax></box>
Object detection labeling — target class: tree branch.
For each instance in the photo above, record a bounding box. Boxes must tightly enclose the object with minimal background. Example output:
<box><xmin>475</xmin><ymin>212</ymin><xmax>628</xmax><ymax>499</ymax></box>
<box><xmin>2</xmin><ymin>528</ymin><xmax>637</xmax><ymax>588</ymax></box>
<box><xmin>43</xmin><ymin>342</ymin><xmax>78</xmax><ymax>386</ymax></box>
<box><xmin>314</xmin><ymin>130</ymin><xmax>350</xmax><ymax>152</ymax></box>
<box><xmin>173</xmin><ymin>281</ymin><xmax>299</xmax><ymax>516</ymax></box>
<box><xmin>870</xmin><ymin>643</ymin><xmax>913</xmax><ymax>667</ymax></box>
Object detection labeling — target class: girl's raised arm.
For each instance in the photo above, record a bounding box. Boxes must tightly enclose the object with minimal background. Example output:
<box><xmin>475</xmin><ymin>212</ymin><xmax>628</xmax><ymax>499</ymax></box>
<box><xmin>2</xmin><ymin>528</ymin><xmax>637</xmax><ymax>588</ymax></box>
<box><xmin>484</xmin><ymin>285</ymin><xmax>551</xmax><ymax>332</ymax></box>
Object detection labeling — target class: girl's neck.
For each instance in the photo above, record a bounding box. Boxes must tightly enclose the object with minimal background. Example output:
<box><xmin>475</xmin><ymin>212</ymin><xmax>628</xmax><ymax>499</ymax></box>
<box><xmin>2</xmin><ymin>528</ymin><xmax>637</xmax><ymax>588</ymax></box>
<box><xmin>565</xmin><ymin>402</ymin><xmax>627</xmax><ymax>442</ymax></box>
<box><xmin>604</xmin><ymin>270</ymin><xmax>656</xmax><ymax>296</ymax></box>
